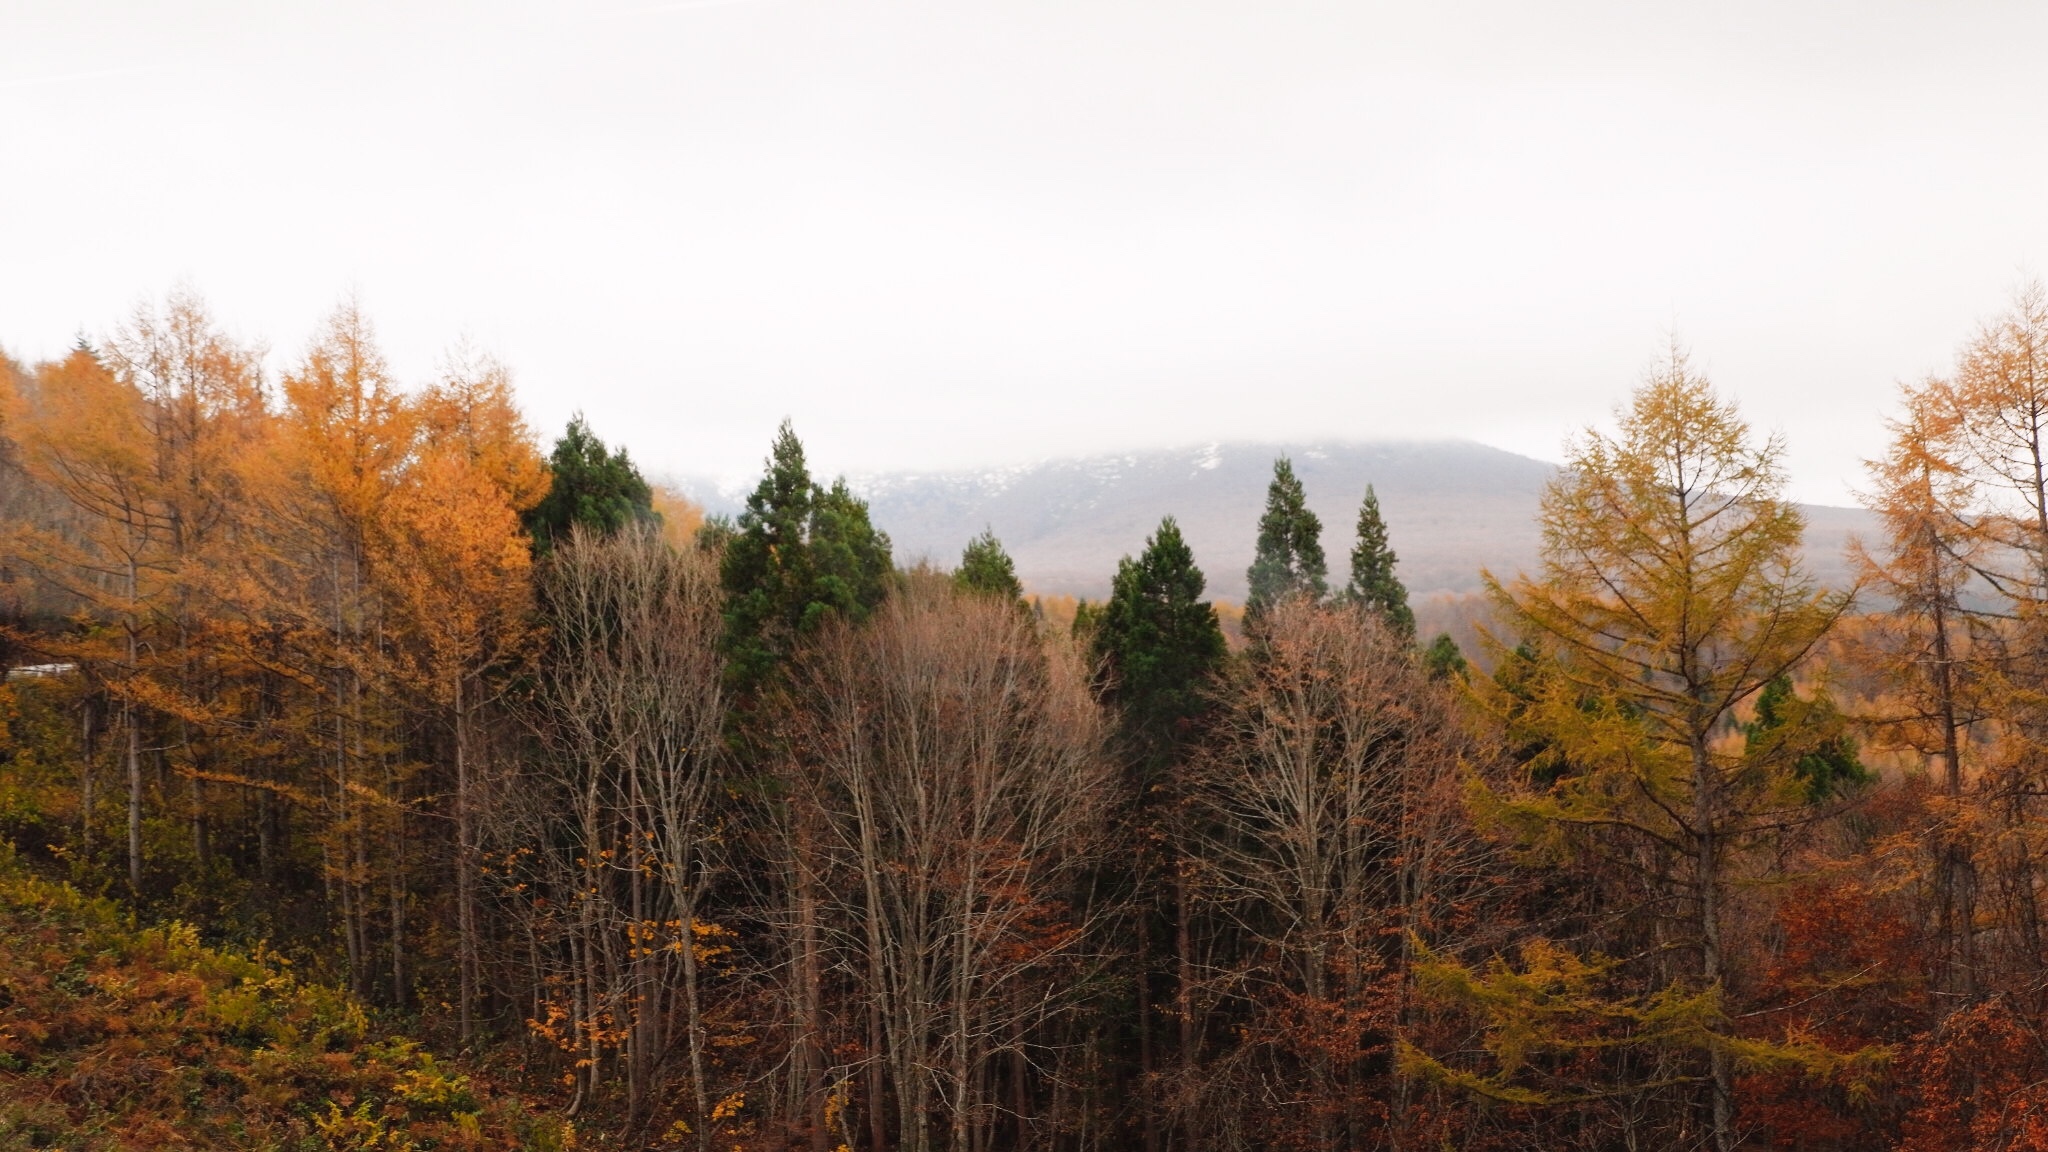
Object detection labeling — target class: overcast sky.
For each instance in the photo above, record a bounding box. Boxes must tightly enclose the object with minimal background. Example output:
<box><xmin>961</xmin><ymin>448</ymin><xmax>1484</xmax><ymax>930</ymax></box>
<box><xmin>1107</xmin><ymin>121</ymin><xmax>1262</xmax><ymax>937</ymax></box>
<box><xmin>6</xmin><ymin>1</ymin><xmax>2046</xmax><ymax>505</ymax></box>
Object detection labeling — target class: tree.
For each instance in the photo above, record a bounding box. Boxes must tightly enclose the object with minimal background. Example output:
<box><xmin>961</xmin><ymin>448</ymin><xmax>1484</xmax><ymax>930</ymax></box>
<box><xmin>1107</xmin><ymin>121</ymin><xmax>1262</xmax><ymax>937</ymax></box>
<box><xmin>5</xmin><ymin>290</ymin><xmax>265</xmax><ymax>897</ymax></box>
<box><xmin>1856</xmin><ymin>378</ymin><xmax>1987</xmax><ymax>1011</ymax></box>
<box><xmin>1919</xmin><ymin>282</ymin><xmax>2048</xmax><ymax>1008</ymax></box>
<box><xmin>1089</xmin><ymin>516</ymin><xmax>1228</xmax><ymax>1148</ymax></box>
<box><xmin>1093</xmin><ymin>516</ymin><xmax>1228</xmax><ymax>770</ymax></box>
<box><xmin>781</xmin><ymin>573</ymin><xmax>1115</xmax><ymax>1152</ymax></box>
<box><xmin>1341</xmin><ymin>485</ymin><xmax>1414</xmax><ymax>638</ymax></box>
<box><xmin>1467</xmin><ymin>347</ymin><xmax>1855</xmax><ymax>1152</ymax></box>
<box><xmin>1421</xmin><ymin>632</ymin><xmax>1466</xmax><ymax>680</ymax></box>
<box><xmin>523</xmin><ymin>415</ymin><xmax>653</xmax><ymax>551</ymax></box>
<box><xmin>263</xmin><ymin>300</ymin><xmax>419</xmax><ymax>997</ymax></box>
<box><xmin>954</xmin><ymin>528</ymin><xmax>1024</xmax><ymax>604</ymax></box>
<box><xmin>718</xmin><ymin>422</ymin><xmax>891</xmax><ymax>697</ymax></box>
<box><xmin>1179</xmin><ymin>598</ymin><xmax>1491</xmax><ymax>1149</ymax></box>
<box><xmin>520</xmin><ymin>525</ymin><xmax>729</xmax><ymax>1134</ymax></box>
<box><xmin>1742</xmin><ymin>675</ymin><xmax>1869</xmax><ymax>803</ymax></box>
<box><xmin>395</xmin><ymin>353</ymin><xmax>550</xmax><ymax>1027</ymax></box>
<box><xmin>1245</xmin><ymin>457</ymin><xmax>1326</xmax><ymax>617</ymax></box>
<box><xmin>806</xmin><ymin>478</ymin><xmax>892</xmax><ymax>629</ymax></box>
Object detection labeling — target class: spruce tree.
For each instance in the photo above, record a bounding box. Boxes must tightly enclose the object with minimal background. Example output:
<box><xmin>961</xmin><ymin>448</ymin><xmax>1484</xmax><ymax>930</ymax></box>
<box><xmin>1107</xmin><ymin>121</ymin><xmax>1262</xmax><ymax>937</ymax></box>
<box><xmin>1094</xmin><ymin>516</ymin><xmax>1228</xmax><ymax>768</ymax></box>
<box><xmin>524</xmin><ymin>414</ymin><xmax>656</xmax><ymax>551</ymax></box>
<box><xmin>1245</xmin><ymin>456</ymin><xmax>1326</xmax><ymax>616</ymax></box>
<box><xmin>719</xmin><ymin>421</ymin><xmax>892</xmax><ymax>695</ymax></box>
<box><xmin>954</xmin><ymin>528</ymin><xmax>1024</xmax><ymax>603</ymax></box>
<box><xmin>1343</xmin><ymin>484</ymin><xmax>1415</xmax><ymax>638</ymax></box>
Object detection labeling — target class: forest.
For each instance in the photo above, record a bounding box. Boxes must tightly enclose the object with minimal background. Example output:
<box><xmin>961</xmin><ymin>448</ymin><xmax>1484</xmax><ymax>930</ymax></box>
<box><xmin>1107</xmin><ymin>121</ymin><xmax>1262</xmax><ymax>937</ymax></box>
<box><xmin>4</xmin><ymin>284</ymin><xmax>2048</xmax><ymax>1152</ymax></box>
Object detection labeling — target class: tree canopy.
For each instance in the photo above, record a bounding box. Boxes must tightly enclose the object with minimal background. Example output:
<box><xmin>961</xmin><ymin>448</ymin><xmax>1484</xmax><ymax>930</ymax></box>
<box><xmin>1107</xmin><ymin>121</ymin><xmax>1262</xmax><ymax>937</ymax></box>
<box><xmin>1246</xmin><ymin>456</ymin><xmax>1327</xmax><ymax>616</ymax></box>
<box><xmin>718</xmin><ymin>420</ymin><xmax>892</xmax><ymax>696</ymax></box>
<box><xmin>1093</xmin><ymin>515</ymin><xmax>1228</xmax><ymax>770</ymax></box>
<box><xmin>522</xmin><ymin>414</ymin><xmax>654</xmax><ymax>550</ymax></box>
<box><xmin>1342</xmin><ymin>484</ymin><xmax>1414</xmax><ymax>638</ymax></box>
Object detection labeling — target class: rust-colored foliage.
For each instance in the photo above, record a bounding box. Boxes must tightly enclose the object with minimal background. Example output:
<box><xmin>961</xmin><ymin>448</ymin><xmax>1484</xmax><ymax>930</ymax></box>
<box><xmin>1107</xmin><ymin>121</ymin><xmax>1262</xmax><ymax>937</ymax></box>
<box><xmin>0</xmin><ymin>849</ymin><xmax>555</xmax><ymax>1151</ymax></box>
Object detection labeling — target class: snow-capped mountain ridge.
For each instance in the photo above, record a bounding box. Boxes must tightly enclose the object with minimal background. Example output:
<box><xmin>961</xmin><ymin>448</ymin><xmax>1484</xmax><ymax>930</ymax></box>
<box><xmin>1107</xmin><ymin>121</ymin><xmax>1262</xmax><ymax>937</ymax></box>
<box><xmin>675</xmin><ymin>439</ymin><xmax>1870</xmax><ymax>602</ymax></box>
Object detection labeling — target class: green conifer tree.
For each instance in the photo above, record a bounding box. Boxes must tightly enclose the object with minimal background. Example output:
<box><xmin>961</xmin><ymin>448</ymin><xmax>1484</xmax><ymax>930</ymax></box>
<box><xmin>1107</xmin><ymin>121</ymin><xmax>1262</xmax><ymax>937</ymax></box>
<box><xmin>1094</xmin><ymin>516</ymin><xmax>1229</xmax><ymax>768</ymax></box>
<box><xmin>1742</xmin><ymin>675</ymin><xmax>1870</xmax><ymax>802</ymax></box>
<box><xmin>1343</xmin><ymin>484</ymin><xmax>1415</xmax><ymax>638</ymax></box>
<box><xmin>954</xmin><ymin>528</ymin><xmax>1024</xmax><ymax>603</ymax></box>
<box><xmin>524</xmin><ymin>414</ymin><xmax>656</xmax><ymax>551</ymax></box>
<box><xmin>1071</xmin><ymin>599</ymin><xmax>1101</xmax><ymax>642</ymax></box>
<box><xmin>1423</xmin><ymin>632</ymin><xmax>1467</xmax><ymax>680</ymax></box>
<box><xmin>805</xmin><ymin>478</ymin><xmax>893</xmax><ymax>629</ymax></box>
<box><xmin>1245</xmin><ymin>456</ymin><xmax>1326</xmax><ymax>617</ymax></box>
<box><xmin>719</xmin><ymin>421</ymin><xmax>892</xmax><ymax>695</ymax></box>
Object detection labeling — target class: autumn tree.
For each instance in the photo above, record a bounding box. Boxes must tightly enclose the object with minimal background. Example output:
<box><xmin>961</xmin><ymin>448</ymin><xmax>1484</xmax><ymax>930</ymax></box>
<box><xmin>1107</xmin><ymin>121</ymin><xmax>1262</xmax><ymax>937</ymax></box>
<box><xmin>1855</xmin><ymin>379</ymin><xmax>1985</xmax><ymax>1009</ymax></box>
<box><xmin>4</xmin><ymin>290</ymin><xmax>264</xmax><ymax>896</ymax></box>
<box><xmin>781</xmin><ymin>572</ymin><xmax>1116</xmax><ymax>1152</ymax></box>
<box><xmin>256</xmin><ymin>301</ymin><xmax>419</xmax><ymax>996</ymax></box>
<box><xmin>1463</xmin><ymin>348</ymin><xmax>1855</xmax><ymax>1152</ymax></box>
<box><xmin>1177</xmin><ymin>597</ymin><xmax>1490</xmax><ymax>1150</ymax></box>
<box><xmin>380</xmin><ymin>355</ymin><xmax>546</xmax><ymax>1032</ymax></box>
<box><xmin>517</xmin><ymin>525</ymin><xmax>729</xmax><ymax>1134</ymax></box>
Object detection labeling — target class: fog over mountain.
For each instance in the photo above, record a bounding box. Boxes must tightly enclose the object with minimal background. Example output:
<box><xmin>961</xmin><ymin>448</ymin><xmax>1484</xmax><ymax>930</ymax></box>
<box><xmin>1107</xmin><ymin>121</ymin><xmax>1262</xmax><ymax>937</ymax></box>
<box><xmin>682</xmin><ymin>440</ymin><xmax>1873</xmax><ymax>604</ymax></box>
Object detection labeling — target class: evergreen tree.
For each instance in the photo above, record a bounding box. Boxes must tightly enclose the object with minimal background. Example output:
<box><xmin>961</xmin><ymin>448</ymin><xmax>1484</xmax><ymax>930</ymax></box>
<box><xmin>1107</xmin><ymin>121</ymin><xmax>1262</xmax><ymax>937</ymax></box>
<box><xmin>1094</xmin><ymin>516</ymin><xmax>1229</xmax><ymax>767</ymax></box>
<box><xmin>1071</xmin><ymin>598</ymin><xmax>1102</xmax><ymax>642</ymax></box>
<box><xmin>1423</xmin><ymin>631</ymin><xmax>1467</xmax><ymax>680</ymax></box>
<box><xmin>954</xmin><ymin>528</ymin><xmax>1024</xmax><ymax>603</ymax></box>
<box><xmin>1343</xmin><ymin>484</ymin><xmax>1415</xmax><ymax>638</ymax></box>
<box><xmin>1743</xmin><ymin>675</ymin><xmax>1870</xmax><ymax>802</ymax></box>
<box><xmin>806</xmin><ymin>477</ymin><xmax>893</xmax><ymax>629</ymax></box>
<box><xmin>719</xmin><ymin>422</ymin><xmax>892</xmax><ymax>695</ymax></box>
<box><xmin>524</xmin><ymin>414</ymin><xmax>656</xmax><ymax>551</ymax></box>
<box><xmin>1246</xmin><ymin>456</ymin><xmax>1326</xmax><ymax>616</ymax></box>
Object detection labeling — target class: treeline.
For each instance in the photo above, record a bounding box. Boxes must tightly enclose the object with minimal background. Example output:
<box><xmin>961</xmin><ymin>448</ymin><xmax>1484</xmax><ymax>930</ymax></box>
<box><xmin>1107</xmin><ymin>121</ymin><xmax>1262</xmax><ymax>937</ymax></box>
<box><xmin>9</xmin><ymin>285</ymin><xmax>2048</xmax><ymax>1151</ymax></box>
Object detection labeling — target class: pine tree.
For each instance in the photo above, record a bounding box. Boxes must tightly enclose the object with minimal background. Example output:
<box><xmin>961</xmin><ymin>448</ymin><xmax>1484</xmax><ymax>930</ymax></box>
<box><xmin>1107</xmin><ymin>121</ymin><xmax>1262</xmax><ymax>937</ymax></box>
<box><xmin>1246</xmin><ymin>456</ymin><xmax>1326</xmax><ymax>616</ymax></box>
<box><xmin>719</xmin><ymin>422</ymin><xmax>892</xmax><ymax>695</ymax></box>
<box><xmin>954</xmin><ymin>528</ymin><xmax>1024</xmax><ymax>603</ymax></box>
<box><xmin>1343</xmin><ymin>485</ymin><xmax>1414</xmax><ymax>638</ymax></box>
<box><xmin>1093</xmin><ymin>516</ymin><xmax>1228</xmax><ymax>768</ymax></box>
<box><xmin>524</xmin><ymin>414</ymin><xmax>655</xmax><ymax>550</ymax></box>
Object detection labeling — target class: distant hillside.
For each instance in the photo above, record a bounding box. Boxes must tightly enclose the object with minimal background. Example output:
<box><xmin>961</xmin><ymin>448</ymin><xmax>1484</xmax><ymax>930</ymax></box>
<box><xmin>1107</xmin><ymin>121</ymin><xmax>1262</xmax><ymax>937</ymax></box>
<box><xmin>683</xmin><ymin>440</ymin><xmax>1873</xmax><ymax>602</ymax></box>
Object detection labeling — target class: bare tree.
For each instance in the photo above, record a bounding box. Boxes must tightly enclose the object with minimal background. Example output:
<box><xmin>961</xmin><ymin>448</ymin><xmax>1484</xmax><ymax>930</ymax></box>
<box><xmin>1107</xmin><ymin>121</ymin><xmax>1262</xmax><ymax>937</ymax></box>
<box><xmin>777</xmin><ymin>572</ymin><xmax>1118</xmax><ymax>1152</ymax></box>
<box><xmin>517</xmin><ymin>524</ymin><xmax>728</xmax><ymax>1139</ymax></box>
<box><xmin>1175</xmin><ymin>597</ymin><xmax>1490</xmax><ymax>1152</ymax></box>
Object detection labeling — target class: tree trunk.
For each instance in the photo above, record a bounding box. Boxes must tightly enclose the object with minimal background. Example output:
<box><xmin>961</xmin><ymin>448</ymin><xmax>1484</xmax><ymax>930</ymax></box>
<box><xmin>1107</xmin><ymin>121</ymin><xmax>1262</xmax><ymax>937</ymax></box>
<box><xmin>1136</xmin><ymin>902</ymin><xmax>1157</xmax><ymax>1152</ymax></box>
<box><xmin>1692</xmin><ymin>735</ymin><xmax>1734</xmax><ymax>1152</ymax></box>
<box><xmin>125</xmin><ymin>699</ymin><xmax>142</xmax><ymax>896</ymax></box>
<box><xmin>79</xmin><ymin>695</ymin><xmax>95</xmax><ymax>853</ymax></box>
<box><xmin>456</xmin><ymin>675</ymin><xmax>478</xmax><ymax>1046</ymax></box>
<box><xmin>796</xmin><ymin>806</ymin><xmax>829</xmax><ymax>1152</ymax></box>
<box><xmin>1175</xmin><ymin>862</ymin><xmax>1198</xmax><ymax>1152</ymax></box>
<box><xmin>1930</xmin><ymin>584</ymin><xmax>1979</xmax><ymax>1004</ymax></box>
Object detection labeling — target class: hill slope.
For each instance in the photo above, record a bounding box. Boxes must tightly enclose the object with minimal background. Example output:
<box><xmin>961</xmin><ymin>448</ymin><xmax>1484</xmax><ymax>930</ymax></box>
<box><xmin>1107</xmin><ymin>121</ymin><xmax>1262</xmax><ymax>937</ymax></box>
<box><xmin>689</xmin><ymin>440</ymin><xmax>1872</xmax><ymax>601</ymax></box>
<box><xmin>0</xmin><ymin>852</ymin><xmax>558</xmax><ymax>1151</ymax></box>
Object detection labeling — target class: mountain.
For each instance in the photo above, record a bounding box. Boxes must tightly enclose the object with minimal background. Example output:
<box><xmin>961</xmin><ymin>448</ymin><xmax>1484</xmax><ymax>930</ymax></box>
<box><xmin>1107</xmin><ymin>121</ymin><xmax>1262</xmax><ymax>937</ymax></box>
<box><xmin>681</xmin><ymin>440</ymin><xmax>1873</xmax><ymax>603</ymax></box>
